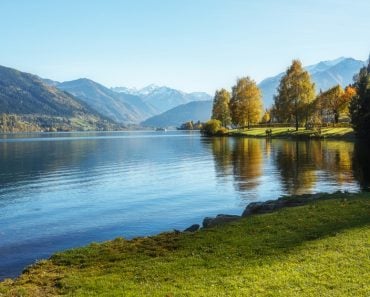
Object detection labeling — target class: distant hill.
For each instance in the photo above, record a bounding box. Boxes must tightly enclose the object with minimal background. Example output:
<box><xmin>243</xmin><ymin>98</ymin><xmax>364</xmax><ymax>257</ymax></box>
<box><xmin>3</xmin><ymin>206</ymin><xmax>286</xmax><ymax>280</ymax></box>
<box><xmin>142</xmin><ymin>100</ymin><xmax>212</xmax><ymax>127</ymax></box>
<box><xmin>0</xmin><ymin>65</ymin><xmax>114</xmax><ymax>131</ymax></box>
<box><xmin>112</xmin><ymin>85</ymin><xmax>212</xmax><ymax>114</ymax></box>
<box><xmin>259</xmin><ymin>57</ymin><xmax>365</xmax><ymax>108</ymax></box>
<box><xmin>57</xmin><ymin>79</ymin><xmax>156</xmax><ymax>123</ymax></box>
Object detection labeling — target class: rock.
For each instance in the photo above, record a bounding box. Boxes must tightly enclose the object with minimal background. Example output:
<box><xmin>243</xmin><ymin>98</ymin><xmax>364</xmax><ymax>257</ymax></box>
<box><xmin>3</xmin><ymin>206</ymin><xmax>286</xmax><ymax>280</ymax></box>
<box><xmin>242</xmin><ymin>194</ymin><xmax>325</xmax><ymax>217</ymax></box>
<box><xmin>242</xmin><ymin>201</ymin><xmax>283</xmax><ymax>217</ymax></box>
<box><xmin>202</xmin><ymin>214</ymin><xmax>241</xmax><ymax>228</ymax></box>
<box><xmin>184</xmin><ymin>224</ymin><xmax>200</xmax><ymax>232</ymax></box>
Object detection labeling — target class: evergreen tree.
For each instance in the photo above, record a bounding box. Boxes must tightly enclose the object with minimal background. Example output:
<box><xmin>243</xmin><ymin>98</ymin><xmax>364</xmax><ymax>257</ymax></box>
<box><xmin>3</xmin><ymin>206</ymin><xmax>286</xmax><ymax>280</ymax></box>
<box><xmin>230</xmin><ymin>77</ymin><xmax>263</xmax><ymax>129</ymax></box>
<box><xmin>349</xmin><ymin>59</ymin><xmax>370</xmax><ymax>137</ymax></box>
<box><xmin>274</xmin><ymin>60</ymin><xmax>315</xmax><ymax>130</ymax></box>
<box><xmin>211</xmin><ymin>89</ymin><xmax>231</xmax><ymax>127</ymax></box>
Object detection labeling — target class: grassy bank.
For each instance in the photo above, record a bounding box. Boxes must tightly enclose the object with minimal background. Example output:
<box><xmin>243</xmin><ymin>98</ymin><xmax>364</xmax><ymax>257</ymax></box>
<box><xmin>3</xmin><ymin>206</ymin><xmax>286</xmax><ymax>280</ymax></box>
<box><xmin>1</xmin><ymin>192</ymin><xmax>369</xmax><ymax>296</ymax></box>
<box><xmin>227</xmin><ymin>127</ymin><xmax>355</xmax><ymax>139</ymax></box>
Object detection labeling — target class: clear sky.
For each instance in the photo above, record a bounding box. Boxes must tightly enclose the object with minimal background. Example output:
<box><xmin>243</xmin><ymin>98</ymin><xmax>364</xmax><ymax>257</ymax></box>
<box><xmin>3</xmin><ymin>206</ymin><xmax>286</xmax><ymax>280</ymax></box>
<box><xmin>1</xmin><ymin>0</ymin><xmax>369</xmax><ymax>93</ymax></box>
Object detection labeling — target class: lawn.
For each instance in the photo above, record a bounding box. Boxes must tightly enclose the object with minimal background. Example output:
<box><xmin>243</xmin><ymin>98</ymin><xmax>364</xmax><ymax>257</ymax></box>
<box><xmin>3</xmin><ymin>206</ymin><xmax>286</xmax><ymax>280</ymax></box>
<box><xmin>228</xmin><ymin>127</ymin><xmax>355</xmax><ymax>139</ymax></box>
<box><xmin>0</xmin><ymin>192</ymin><xmax>369</xmax><ymax>296</ymax></box>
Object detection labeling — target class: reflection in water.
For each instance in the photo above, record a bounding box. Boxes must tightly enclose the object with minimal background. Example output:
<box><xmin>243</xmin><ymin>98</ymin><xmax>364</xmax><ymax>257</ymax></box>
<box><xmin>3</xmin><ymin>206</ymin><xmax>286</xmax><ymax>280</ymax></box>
<box><xmin>232</xmin><ymin>139</ymin><xmax>263</xmax><ymax>191</ymax></box>
<box><xmin>1</xmin><ymin>132</ymin><xmax>369</xmax><ymax>280</ymax></box>
<box><xmin>274</xmin><ymin>141</ymin><xmax>317</xmax><ymax>195</ymax></box>
<box><xmin>0</xmin><ymin>140</ymin><xmax>98</xmax><ymax>188</ymax></box>
<box><xmin>208</xmin><ymin>137</ymin><xmax>264</xmax><ymax>193</ymax></box>
<box><xmin>209</xmin><ymin>137</ymin><xmax>233</xmax><ymax>180</ymax></box>
<box><xmin>352</xmin><ymin>140</ymin><xmax>370</xmax><ymax>190</ymax></box>
<box><xmin>207</xmin><ymin>137</ymin><xmax>370</xmax><ymax>196</ymax></box>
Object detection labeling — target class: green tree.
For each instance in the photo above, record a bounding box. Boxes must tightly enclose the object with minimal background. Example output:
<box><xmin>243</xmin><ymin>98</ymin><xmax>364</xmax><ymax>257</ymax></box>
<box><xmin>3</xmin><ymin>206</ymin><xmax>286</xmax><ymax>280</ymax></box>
<box><xmin>349</xmin><ymin>59</ymin><xmax>370</xmax><ymax>137</ymax></box>
<box><xmin>230</xmin><ymin>77</ymin><xmax>263</xmax><ymax>129</ymax></box>
<box><xmin>274</xmin><ymin>60</ymin><xmax>316</xmax><ymax>130</ymax></box>
<box><xmin>212</xmin><ymin>89</ymin><xmax>231</xmax><ymax>127</ymax></box>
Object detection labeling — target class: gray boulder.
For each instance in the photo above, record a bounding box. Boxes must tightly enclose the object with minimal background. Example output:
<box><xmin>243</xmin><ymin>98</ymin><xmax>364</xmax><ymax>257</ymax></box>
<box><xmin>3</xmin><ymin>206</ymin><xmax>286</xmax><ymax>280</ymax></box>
<box><xmin>184</xmin><ymin>224</ymin><xmax>200</xmax><ymax>232</ymax></box>
<box><xmin>202</xmin><ymin>214</ymin><xmax>241</xmax><ymax>228</ymax></box>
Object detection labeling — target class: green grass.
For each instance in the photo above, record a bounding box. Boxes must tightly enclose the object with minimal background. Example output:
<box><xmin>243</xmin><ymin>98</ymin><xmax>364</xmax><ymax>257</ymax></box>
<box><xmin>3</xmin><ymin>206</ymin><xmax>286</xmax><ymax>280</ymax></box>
<box><xmin>228</xmin><ymin>127</ymin><xmax>354</xmax><ymax>139</ymax></box>
<box><xmin>1</xmin><ymin>192</ymin><xmax>369</xmax><ymax>296</ymax></box>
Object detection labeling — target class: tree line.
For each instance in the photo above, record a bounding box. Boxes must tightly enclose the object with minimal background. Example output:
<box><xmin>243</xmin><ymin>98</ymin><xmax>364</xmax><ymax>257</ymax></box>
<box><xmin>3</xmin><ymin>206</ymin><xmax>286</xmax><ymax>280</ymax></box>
<box><xmin>208</xmin><ymin>57</ymin><xmax>370</xmax><ymax>138</ymax></box>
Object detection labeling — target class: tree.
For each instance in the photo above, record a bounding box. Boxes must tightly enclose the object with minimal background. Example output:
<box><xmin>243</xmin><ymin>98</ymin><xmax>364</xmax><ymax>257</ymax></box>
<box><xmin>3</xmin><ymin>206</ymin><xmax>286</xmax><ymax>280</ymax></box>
<box><xmin>211</xmin><ymin>89</ymin><xmax>231</xmax><ymax>127</ymax></box>
<box><xmin>202</xmin><ymin>119</ymin><xmax>223</xmax><ymax>135</ymax></box>
<box><xmin>349</xmin><ymin>59</ymin><xmax>370</xmax><ymax>137</ymax></box>
<box><xmin>230</xmin><ymin>77</ymin><xmax>263</xmax><ymax>129</ymax></box>
<box><xmin>274</xmin><ymin>60</ymin><xmax>316</xmax><ymax>130</ymax></box>
<box><xmin>311</xmin><ymin>90</ymin><xmax>324</xmax><ymax>125</ymax></box>
<box><xmin>341</xmin><ymin>86</ymin><xmax>356</xmax><ymax>117</ymax></box>
<box><xmin>317</xmin><ymin>85</ymin><xmax>345</xmax><ymax>124</ymax></box>
<box><xmin>180</xmin><ymin>121</ymin><xmax>194</xmax><ymax>130</ymax></box>
<box><xmin>261</xmin><ymin>109</ymin><xmax>271</xmax><ymax>123</ymax></box>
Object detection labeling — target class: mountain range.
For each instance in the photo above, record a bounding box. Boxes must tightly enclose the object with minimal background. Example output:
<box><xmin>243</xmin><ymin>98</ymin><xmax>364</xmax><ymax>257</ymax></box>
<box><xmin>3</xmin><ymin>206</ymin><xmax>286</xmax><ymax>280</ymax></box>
<box><xmin>112</xmin><ymin>85</ymin><xmax>212</xmax><ymax>114</ymax></box>
<box><xmin>0</xmin><ymin>65</ymin><xmax>116</xmax><ymax>131</ymax></box>
<box><xmin>141</xmin><ymin>101</ymin><xmax>213</xmax><ymax>127</ymax></box>
<box><xmin>0</xmin><ymin>56</ymin><xmax>366</xmax><ymax>131</ymax></box>
<box><xmin>56</xmin><ymin>79</ymin><xmax>157</xmax><ymax>123</ymax></box>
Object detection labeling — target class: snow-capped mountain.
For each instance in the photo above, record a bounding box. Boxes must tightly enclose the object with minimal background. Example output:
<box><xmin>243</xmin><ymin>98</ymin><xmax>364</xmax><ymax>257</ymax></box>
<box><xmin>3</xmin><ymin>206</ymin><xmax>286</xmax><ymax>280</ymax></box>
<box><xmin>56</xmin><ymin>79</ymin><xmax>157</xmax><ymax>123</ymax></box>
<box><xmin>259</xmin><ymin>57</ymin><xmax>366</xmax><ymax>108</ymax></box>
<box><xmin>112</xmin><ymin>84</ymin><xmax>160</xmax><ymax>96</ymax></box>
<box><xmin>111</xmin><ymin>86</ymin><xmax>139</xmax><ymax>95</ymax></box>
<box><xmin>112</xmin><ymin>84</ymin><xmax>212</xmax><ymax>114</ymax></box>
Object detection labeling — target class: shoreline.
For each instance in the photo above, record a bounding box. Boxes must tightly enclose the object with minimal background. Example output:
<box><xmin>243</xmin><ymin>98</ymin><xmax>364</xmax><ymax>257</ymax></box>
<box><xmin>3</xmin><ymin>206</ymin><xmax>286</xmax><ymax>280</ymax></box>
<box><xmin>1</xmin><ymin>191</ymin><xmax>369</xmax><ymax>296</ymax></box>
<box><xmin>204</xmin><ymin>127</ymin><xmax>356</xmax><ymax>141</ymax></box>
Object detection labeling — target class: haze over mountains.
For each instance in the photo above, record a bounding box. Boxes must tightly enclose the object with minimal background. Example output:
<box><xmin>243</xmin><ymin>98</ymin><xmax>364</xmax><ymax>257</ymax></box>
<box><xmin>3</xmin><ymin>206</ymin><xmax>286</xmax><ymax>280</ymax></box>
<box><xmin>0</xmin><ymin>56</ymin><xmax>366</xmax><ymax>130</ymax></box>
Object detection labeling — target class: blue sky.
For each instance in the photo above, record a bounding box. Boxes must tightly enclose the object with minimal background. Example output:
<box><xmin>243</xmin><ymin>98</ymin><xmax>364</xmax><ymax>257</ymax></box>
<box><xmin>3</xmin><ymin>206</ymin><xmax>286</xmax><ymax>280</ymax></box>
<box><xmin>1</xmin><ymin>0</ymin><xmax>369</xmax><ymax>93</ymax></box>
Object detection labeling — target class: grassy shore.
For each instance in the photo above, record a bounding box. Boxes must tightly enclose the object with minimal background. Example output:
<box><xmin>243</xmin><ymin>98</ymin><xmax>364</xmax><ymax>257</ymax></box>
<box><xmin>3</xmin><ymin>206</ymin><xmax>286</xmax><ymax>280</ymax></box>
<box><xmin>227</xmin><ymin>127</ymin><xmax>355</xmax><ymax>139</ymax></box>
<box><xmin>1</xmin><ymin>192</ymin><xmax>369</xmax><ymax>296</ymax></box>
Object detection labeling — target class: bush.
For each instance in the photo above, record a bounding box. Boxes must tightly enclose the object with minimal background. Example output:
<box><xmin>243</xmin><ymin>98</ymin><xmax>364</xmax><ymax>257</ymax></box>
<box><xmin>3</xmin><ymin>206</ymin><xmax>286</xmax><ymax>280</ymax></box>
<box><xmin>201</xmin><ymin>119</ymin><xmax>225</xmax><ymax>135</ymax></box>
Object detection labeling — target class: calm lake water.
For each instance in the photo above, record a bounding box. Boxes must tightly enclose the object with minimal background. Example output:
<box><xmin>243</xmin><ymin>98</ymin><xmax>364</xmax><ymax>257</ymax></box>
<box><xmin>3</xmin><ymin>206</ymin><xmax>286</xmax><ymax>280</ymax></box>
<box><xmin>0</xmin><ymin>131</ymin><xmax>369</xmax><ymax>279</ymax></box>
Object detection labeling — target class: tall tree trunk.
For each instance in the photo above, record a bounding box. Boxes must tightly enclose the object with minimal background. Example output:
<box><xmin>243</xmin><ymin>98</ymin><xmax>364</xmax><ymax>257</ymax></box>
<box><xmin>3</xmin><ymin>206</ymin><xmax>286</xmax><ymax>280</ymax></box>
<box><xmin>295</xmin><ymin>98</ymin><xmax>299</xmax><ymax>131</ymax></box>
<box><xmin>334</xmin><ymin>112</ymin><xmax>339</xmax><ymax>124</ymax></box>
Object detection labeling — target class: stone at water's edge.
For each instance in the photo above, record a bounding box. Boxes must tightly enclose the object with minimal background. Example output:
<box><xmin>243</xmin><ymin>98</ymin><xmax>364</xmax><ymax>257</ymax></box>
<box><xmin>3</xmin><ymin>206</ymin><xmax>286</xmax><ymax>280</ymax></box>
<box><xmin>241</xmin><ymin>193</ymin><xmax>333</xmax><ymax>217</ymax></box>
<box><xmin>242</xmin><ymin>196</ymin><xmax>317</xmax><ymax>217</ymax></box>
<box><xmin>184</xmin><ymin>224</ymin><xmax>200</xmax><ymax>232</ymax></box>
<box><xmin>201</xmin><ymin>193</ymin><xmax>342</xmax><ymax>229</ymax></box>
<box><xmin>202</xmin><ymin>214</ymin><xmax>241</xmax><ymax>228</ymax></box>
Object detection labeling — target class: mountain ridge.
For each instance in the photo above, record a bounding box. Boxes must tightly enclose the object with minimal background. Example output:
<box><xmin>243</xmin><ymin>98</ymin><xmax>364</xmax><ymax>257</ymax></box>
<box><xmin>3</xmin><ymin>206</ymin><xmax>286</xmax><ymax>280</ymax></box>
<box><xmin>57</xmin><ymin>78</ymin><xmax>156</xmax><ymax>123</ymax></box>
<box><xmin>0</xmin><ymin>65</ymin><xmax>117</xmax><ymax>131</ymax></box>
<box><xmin>112</xmin><ymin>84</ymin><xmax>212</xmax><ymax>114</ymax></box>
<box><xmin>141</xmin><ymin>100</ymin><xmax>212</xmax><ymax>127</ymax></box>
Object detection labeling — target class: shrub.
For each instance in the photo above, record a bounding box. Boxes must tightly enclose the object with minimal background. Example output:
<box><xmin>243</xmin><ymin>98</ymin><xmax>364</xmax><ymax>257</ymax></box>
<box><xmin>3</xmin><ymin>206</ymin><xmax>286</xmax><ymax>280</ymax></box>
<box><xmin>201</xmin><ymin>119</ymin><xmax>226</xmax><ymax>135</ymax></box>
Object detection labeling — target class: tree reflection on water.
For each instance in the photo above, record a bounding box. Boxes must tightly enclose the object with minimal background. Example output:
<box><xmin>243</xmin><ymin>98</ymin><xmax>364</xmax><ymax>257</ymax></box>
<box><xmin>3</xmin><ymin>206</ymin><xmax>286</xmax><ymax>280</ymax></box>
<box><xmin>206</xmin><ymin>137</ymin><xmax>369</xmax><ymax>196</ymax></box>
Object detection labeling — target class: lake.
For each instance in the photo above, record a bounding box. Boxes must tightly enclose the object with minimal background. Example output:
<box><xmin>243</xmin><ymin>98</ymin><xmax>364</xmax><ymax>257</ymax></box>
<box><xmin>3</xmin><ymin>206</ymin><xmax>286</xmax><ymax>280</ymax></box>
<box><xmin>0</xmin><ymin>131</ymin><xmax>369</xmax><ymax>279</ymax></box>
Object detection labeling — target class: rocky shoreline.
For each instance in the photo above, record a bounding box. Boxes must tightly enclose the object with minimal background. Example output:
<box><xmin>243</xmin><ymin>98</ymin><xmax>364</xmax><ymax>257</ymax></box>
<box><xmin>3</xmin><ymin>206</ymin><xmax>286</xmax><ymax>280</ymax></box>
<box><xmin>183</xmin><ymin>192</ymin><xmax>347</xmax><ymax>232</ymax></box>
